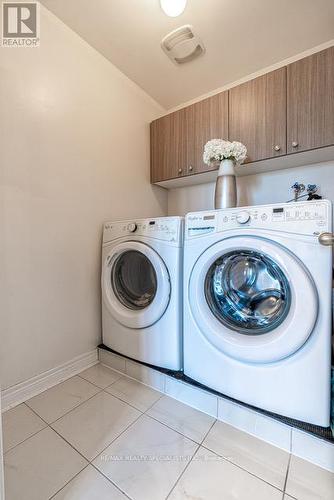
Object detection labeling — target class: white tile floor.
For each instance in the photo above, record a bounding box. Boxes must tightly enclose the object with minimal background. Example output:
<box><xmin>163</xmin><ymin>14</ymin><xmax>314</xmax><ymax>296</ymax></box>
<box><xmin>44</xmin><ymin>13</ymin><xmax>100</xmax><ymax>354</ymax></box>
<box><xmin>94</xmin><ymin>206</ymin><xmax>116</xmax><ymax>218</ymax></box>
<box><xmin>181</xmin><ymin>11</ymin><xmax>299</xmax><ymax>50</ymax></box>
<box><xmin>3</xmin><ymin>363</ymin><xmax>334</xmax><ymax>500</ymax></box>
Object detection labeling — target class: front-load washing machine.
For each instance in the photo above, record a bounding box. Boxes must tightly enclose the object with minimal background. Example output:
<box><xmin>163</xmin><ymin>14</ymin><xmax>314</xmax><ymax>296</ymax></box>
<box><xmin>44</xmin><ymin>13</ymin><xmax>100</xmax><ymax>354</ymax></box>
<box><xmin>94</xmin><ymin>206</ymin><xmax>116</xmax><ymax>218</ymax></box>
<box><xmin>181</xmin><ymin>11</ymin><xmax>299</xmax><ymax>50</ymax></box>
<box><xmin>102</xmin><ymin>216</ymin><xmax>183</xmax><ymax>371</ymax></box>
<box><xmin>183</xmin><ymin>200</ymin><xmax>332</xmax><ymax>425</ymax></box>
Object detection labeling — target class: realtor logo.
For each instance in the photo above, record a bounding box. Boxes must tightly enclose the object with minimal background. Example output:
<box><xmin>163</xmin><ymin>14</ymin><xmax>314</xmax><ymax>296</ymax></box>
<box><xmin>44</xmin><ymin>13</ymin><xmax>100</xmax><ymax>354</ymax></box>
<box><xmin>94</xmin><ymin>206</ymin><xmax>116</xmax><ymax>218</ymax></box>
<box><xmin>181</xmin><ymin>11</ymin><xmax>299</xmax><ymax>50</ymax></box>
<box><xmin>2</xmin><ymin>2</ymin><xmax>40</xmax><ymax>46</ymax></box>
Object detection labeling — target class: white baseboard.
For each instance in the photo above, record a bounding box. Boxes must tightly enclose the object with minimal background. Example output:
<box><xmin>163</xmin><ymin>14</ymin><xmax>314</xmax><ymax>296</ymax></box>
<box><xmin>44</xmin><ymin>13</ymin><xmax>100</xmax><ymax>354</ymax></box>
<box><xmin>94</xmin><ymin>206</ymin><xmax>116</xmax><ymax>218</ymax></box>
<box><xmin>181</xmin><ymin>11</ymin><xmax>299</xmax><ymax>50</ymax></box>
<box><xmin>1</xmin><ymin>349</ymin><xmax>98</xmax><ymax>412</ymax></box>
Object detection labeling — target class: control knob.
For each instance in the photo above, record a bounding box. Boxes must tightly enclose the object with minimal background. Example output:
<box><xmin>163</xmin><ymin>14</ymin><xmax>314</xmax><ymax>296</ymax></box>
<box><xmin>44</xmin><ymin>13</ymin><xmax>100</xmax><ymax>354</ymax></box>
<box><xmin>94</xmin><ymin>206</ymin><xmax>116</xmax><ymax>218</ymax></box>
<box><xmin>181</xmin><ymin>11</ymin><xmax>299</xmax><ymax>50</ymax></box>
<box><xmin>236</xmin><ymin>211</ymin><xmax>250</xmax><ymax>224</ymax></box>
<box><xmin>127</xmin><ymin>223</ymin><xmax>137</xmax><ymax>232</ymax></box>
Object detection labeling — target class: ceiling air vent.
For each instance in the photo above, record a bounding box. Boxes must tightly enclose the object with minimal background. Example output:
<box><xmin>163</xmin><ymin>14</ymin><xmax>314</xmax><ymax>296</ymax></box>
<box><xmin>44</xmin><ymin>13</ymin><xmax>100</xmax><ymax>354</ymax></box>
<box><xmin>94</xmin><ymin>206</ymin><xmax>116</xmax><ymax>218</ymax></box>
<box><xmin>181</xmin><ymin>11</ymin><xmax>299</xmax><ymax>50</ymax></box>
<box><xmin>161</xmin><ymin>25</ymin><xmax>205</xmax><ymax>65</ymax></box>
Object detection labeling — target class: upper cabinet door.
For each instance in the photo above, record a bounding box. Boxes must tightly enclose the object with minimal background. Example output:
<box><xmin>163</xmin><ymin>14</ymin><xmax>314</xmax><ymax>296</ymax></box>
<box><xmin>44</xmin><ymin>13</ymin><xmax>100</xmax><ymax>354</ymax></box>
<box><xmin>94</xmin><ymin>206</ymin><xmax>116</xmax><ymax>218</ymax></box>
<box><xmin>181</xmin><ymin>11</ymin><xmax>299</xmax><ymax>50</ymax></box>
<box><xmin>229</xmin><ymin>68</ymin><xmax>287</xmax><ymax>163</ymax></box>
<box><xmin>287</xmin><ymin>47</ymin><xmax>334</xmax><ymax>154</ymax></box>
<box><xmin>150</xmin><ymin>92</ymin><xmax>228</xmax><ymax>182</ymax></box>
<box><xmin>150</xmin><ymin>108</ymin><xmax>188</xmax><ymax>183</ymax></box>
<box><xmin>187</xmin><ymin>92</ymin><xmax>229</xmax><ymax>174</ymax></box>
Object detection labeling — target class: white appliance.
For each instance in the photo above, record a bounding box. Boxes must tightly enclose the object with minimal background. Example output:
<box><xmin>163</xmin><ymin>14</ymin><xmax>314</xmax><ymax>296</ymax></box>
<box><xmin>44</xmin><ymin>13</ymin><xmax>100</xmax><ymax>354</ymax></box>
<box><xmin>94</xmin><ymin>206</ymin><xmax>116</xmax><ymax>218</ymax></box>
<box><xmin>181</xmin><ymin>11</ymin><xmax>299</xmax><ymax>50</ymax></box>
<box><xmin>183</xmin><ymin>200</ymin><xmax>332</xmax><ymax>426</ymax></box>
<box><xmin>102</xmin><ymin>217</ymin><xmax>183</xmax><ymax>370</ymax></box>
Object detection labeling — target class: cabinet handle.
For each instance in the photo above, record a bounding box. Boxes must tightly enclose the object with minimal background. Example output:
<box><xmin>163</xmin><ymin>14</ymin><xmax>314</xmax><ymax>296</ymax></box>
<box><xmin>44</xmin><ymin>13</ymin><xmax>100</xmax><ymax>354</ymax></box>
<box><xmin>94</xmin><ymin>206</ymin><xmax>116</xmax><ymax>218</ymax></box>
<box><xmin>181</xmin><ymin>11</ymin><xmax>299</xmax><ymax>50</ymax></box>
<box><xmin>188</xmin><ymin>165</ymin><xmax>193</xmax><ymax>172</ymax></box>
<box><xmin>273</xmin><ymin>145</ymin><xmax>281</xmax><ymax>152</ymax></box>
<box><xmin>178</xmin><ymin>168</ymin><xmax>183</xmax><ymax>174</ymax></box>
<box><xmin>292</xmin><ymin>141</ymin><xmax>299</xmax><ymax>148</ymax></box>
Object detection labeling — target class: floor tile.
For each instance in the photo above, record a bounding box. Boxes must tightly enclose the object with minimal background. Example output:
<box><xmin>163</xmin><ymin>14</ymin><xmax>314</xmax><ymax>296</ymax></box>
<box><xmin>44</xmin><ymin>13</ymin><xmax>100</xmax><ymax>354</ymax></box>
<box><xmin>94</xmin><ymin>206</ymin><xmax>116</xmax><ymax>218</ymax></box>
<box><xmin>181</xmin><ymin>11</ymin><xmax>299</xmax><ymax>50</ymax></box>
<box><xmin>93</xmin><ymin>414</ymin><xmax>198</xmax><ymax>500</ymax></box>
<box><xmin>125</xmin><ymin>360</ymin><xmax>165</xmax><ymax>391</ymax></box>
<box><xmin>4</xmin><ymin>427</ymin><xmax>87</xmax><ymax>500</ymax></box>
<box><xmin>203</xmin><ymin>420</ymin><xmax>289</xmax><ymax>490</ymax></box>
<box><xmin>286</xmin><ymin>455</ymin><xmax>334</xmax><ymax>500</ymax></box>
<box><xmin>165</xmin><ymin>376</ymin><xmax>218</xmax><ymax>417</ymax></box>
<box><xmin>51</xmin><ymin>465</ymin><xmax>127</xmax><ymax>499</ymax></box>
<box><xmin>79</xmin><ymin>363</ymin><xmax>122</xmax><ymax>389</ymax></box>
<box><xmin>2</xmin><ymin>403</ymin><xmax>46</xmax><ymax>453</ymax></box>
<box><xmin>105</xmin><ymin>376</ymin><xmax>161</xmax><ymax>411</ymax></box>
<box><xmin>218</xmin><ymin>397</ymin><xmax>291</xmax><ymax>451</ymax></box>
<box><xmin>99</xmin><ymin>350</ymin><xmax>126</xmax><ymax>373</ymax></box>
<box><xmin>291</xmin><ymin>428</ymin><xmax>334</xmax><ymax>472</ymax></box>
<box><xmin>52</xmin><ymin>391</ymin><xmax>140</xmax><ymax>461</ymax></box>
<box><xmin>169</xmin><ymin>447</ymin><xmax>283</xmax><ymax>500</ymax></box>
<box><xmin>26</xmin><ymin>376</ymin><xmax>100</xmax><ymax>423</ymax></box>
<box><xmin>147</xmin><ymin>395</ymin><xmax>215</xmax><ymax>443</ymax></box>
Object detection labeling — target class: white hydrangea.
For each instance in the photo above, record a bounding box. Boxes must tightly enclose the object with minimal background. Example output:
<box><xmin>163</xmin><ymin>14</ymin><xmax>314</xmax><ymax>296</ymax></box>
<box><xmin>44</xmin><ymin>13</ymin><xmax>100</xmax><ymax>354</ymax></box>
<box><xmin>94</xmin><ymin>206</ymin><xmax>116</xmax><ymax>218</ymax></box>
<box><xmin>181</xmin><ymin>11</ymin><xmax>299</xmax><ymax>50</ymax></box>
<box><xmin>203</xmin><ymin>139</ymin><xmax>247</xmax><ymax>165</ymax></box>
<box><xmin>232</xmin><ymin>141</ymin><xmax>248</xmax><ymax>163</ymax></box>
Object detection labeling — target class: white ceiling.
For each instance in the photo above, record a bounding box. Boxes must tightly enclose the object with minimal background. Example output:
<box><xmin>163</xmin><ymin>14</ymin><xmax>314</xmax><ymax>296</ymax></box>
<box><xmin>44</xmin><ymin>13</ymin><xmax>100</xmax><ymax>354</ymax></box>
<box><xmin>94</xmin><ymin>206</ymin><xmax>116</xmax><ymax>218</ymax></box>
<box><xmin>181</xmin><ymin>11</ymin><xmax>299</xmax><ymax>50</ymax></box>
<box><xmin>40</xmin><ymin>0</ymin><xmax>334</xmax><ymax>109</ymax></box>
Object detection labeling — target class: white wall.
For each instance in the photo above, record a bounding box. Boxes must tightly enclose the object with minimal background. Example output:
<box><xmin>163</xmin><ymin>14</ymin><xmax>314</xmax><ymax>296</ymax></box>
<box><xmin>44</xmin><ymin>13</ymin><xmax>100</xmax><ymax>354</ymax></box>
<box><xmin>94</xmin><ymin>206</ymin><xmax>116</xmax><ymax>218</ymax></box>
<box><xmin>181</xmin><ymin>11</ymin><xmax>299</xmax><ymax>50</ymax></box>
<box><xmin>168</xmin><ymin>161</ymin><xmax>334</xmax><ymax>215</ymax></box>
<box><xmin>0</xmin><ymin>6</ymin><xmax>167</xmax><ymax>390</ymax></box>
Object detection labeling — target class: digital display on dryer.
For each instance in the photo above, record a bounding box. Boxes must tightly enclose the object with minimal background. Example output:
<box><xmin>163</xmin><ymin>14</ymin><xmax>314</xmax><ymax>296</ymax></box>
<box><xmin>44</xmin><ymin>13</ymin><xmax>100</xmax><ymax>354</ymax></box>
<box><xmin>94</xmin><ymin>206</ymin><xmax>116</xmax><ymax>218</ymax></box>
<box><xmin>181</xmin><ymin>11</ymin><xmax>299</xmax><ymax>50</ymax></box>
<box><xmin>273</xmin><ymin>208</ymin><xmax>284</xmax><ymax>213</ymax></box>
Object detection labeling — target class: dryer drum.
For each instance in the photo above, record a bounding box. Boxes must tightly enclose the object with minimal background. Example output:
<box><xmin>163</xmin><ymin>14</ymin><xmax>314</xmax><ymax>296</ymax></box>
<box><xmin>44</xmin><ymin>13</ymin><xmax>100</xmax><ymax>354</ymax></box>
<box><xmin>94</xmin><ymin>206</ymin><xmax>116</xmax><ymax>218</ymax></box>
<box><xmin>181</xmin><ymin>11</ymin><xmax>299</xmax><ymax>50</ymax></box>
<box><xmin>111</xmin><ymin>250</ymin><xmax>157</xmax><ymax>310</ymax></box>
<box><xmin>204</xmin><ymin>250</ymin><xmax>291</xmax><ymax>335</ymax></box>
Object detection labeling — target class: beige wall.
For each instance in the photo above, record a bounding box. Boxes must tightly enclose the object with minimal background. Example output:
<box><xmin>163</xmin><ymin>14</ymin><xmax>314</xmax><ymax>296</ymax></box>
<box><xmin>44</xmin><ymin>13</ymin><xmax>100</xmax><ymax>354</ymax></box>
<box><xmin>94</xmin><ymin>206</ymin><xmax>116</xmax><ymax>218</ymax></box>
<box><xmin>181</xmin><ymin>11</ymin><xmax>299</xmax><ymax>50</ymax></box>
<box><xmin>0</xmin><ymin>6</ymin><xmax>167</xmax><ymax>390</ymax></box>
<box><xmin>167</xmin><ymin>161</ymin><xmax>334</xmax><ymax>215</ymax></box>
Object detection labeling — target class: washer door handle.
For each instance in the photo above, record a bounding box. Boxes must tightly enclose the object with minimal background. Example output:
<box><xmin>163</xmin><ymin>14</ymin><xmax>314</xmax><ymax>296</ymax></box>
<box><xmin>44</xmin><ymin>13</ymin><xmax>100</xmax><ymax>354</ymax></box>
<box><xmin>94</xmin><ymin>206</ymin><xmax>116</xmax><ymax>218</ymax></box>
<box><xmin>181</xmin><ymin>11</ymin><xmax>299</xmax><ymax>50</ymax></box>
<box><xmin>318</xmin><ymin>232</ymin><xmax>334</xmax><ymax>246</ymax></box>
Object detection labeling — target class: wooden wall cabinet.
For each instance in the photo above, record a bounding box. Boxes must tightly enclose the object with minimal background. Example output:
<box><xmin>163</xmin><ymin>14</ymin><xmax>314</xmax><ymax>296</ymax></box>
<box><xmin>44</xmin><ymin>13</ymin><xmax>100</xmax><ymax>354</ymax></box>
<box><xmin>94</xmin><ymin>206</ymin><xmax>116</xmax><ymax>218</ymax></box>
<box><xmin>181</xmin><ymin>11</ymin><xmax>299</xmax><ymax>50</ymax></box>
<box><xmin>150</xmin><ymin>46</ymin><xmax>334</xmax><ymax>185</ymax></box>
<box><xmin>150</xmin><ymin>92</ymin><xmax>228</xmax><ymax>183</ymax></box>
<box><xmin>150</xmin><ymin>109</ymin><xmax>188</xmax><ymax>183</ymax></box>
<box><xmin>229</xmin><ymin>68</ymin><xmax>287</xmax><ymax>163</ymax></box>
<box><xmin>287</xmin><ymin>47</ymin><xmax>334</xmax><ymax>154</ymax></box>
<box><xmin>187</xmin><ymin>92</ymin><xmax>229</xmax><ymax>175</ymax></box>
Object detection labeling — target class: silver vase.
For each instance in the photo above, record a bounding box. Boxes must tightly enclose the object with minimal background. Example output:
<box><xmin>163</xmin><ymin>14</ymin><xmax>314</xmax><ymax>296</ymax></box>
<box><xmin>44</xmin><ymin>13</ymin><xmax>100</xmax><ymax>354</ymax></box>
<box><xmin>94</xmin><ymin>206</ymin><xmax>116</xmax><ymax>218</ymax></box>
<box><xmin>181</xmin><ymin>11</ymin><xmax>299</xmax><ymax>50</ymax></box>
<box><xmin>214</xmin><ymin>159</ymin><xmax>237</xmax><ymax>209</ymax></box>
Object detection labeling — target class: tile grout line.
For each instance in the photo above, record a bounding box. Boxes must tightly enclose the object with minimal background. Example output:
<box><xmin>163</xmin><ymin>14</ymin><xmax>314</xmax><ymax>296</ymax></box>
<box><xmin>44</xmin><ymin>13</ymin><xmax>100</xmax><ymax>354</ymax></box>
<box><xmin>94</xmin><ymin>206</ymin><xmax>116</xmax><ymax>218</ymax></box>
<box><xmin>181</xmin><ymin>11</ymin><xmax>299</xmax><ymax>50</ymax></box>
<box><xmin>77</xmin><ymin>366</ymin><xmax>123</xmax><ymax>388</ymax></box>
<box><xmin>50</xmin><ymin>425</ymin><xmax>92</xmax><ymax>463</ymax></box>
<box><xmin>283</xmin><ymin>453</ymin><xmax>292</xmax><ymax>494</ymax></box>
<box><xmin>101</xmin><ymin>359</ymin><xmax>230</xmax><ymax>425</ymax></box>
<box><xmin>164</xmin><ymin>416</ymin><xmax>217</xmax><ymax>499</ymax></box>
<box><xmin>48</xmin><ymin>463</ymin><xmax>91</xmax><ymax>500</ymax></box>
<box><xmin>7</xmin><ymin>375</ymin><xmax>150</xmax><ymax>460</ymax></box>
<box><xmin>3</xmin><ymin>420</ymin><xmax>48</xmax><ymax>456</ymax></box>
<box><xmin>103</xmin><ymin>380</ymin><xmax>164</xmax><ymax>413</ymax></box>
<box><xmin>99</xmin><ymin>390</ymin><xmax>147</xmax><ymax>414</ymax></box>
<box><xmin>97</xmin><ymin>361</ymin><xmax>166</xmax><ymax>396</ymax></box>
<box><xmin>42</xmin><ymin>403</ymin><xmax>145</xmax><ymax>499</ymax></box>
<box><xmin>6</xmin><ymin>364</ymin><xmax>315</xmax><ymax>500</ymax></box>
<box><xmin>90</xmin><ymin>463</ymin><xmax>134</xmax><ymax>500</ymax></box>
<box><xmin>102</xmin><ymin>354</ymin><xmax>334</xmax><ymax>452</ymax></box>
<box><xmin>23</xmin><ymin>402</ymin><xmax>50</xmax><ymax>427</ymax></box>
<box><xmin>9</xmin><ymin>397</ymin><xmax>286</xmax><ymax>499</ymax></box>
<box><xmin>201</xmin><ymin>418</ymin><xmax>218</xmax><ymax>445</ymax></box>
<box><xmin>142</xmin><ymin>408</ymin><xmax>213</xmax><ymax>447</ymax></box>
<box><xmin>85</xmin><ymin>398</ymin><xmax>212</xmax><ymax>498</ymax></box>
<box><xmin>8</xmin><ymin>383</ymin><xmax>147</xmax><ymax>498</ymax></box>
<box><xmin>89</xmin><ymin>411</ymin><xmax>144</xmax><ymax>463</ymax></box>
<box><xmin>24</xmin><ymin>375</ymin><xmax>104</xmax><ymax>424</ymax></box>
<box><xmin>165</xmin><ymin>442</ymin><xmax>201</xmax><ymax>499</ymax></box>
<box><xmin>5</xmin><ymin>422</ymin><xmax>91</xmax><ymax>500</ymax></box>
<box><xmin>2</xmin><ymin>402</ymin><xmax>52</xmax><ymax>457</ymax></box>
<box><xmin>46</xmin><ymin>388</ymin><xmax>104</xmax><ymax>426</ymax></box>
<box><xmin>200</xmin><ymin>441</ymin><xmax>287</xmax><ymax>494</ymax></box>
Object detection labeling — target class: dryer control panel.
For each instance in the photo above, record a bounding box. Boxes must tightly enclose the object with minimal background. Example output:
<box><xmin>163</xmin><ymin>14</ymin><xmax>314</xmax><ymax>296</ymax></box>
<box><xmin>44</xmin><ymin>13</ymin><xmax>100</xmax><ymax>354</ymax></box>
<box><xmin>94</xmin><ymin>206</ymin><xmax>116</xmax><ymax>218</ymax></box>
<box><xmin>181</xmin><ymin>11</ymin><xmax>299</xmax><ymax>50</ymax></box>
<box><xmin>186</xmin><ymin>200</ymin><xmax>332</xmax><ymax>238</ymax></box>
<box><xmin>103</xmin><ymin>217</ymin><xmax>183</xmax><ymax>245</ymax></box>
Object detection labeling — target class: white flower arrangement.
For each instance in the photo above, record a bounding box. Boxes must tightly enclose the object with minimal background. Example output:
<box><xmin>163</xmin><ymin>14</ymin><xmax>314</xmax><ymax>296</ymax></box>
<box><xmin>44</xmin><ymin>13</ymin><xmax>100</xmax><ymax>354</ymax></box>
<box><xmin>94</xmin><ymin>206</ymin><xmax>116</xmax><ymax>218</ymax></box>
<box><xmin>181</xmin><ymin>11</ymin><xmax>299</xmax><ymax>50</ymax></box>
<box><xmin>203</xmin><ymin>139</ymin><xmax>247</xmax><ymax>165</ymax></box>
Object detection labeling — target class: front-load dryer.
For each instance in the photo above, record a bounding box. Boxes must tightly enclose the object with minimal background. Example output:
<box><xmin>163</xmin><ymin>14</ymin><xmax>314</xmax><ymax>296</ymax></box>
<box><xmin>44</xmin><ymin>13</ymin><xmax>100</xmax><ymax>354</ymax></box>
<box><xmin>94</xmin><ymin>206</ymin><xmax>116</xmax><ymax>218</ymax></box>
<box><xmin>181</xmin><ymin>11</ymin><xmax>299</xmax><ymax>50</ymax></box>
<box><xmin>183</xmin><ymin>200</ymin><xmax>332</xmax><ymax>425</ymax></box>
<box><xmin>102</xmin><ymin>216</ymin><xmax>183</xmax><ymax>371</ymax></box>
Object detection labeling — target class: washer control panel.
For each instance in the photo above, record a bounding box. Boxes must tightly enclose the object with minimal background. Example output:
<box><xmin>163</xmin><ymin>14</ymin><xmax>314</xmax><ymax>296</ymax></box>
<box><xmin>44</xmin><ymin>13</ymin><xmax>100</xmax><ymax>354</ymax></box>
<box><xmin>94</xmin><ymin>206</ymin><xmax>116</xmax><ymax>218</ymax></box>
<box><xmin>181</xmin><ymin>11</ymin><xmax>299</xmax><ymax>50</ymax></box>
<box><xmin>223</xmin><ymin>203</ymin><xmax>327</xmax><ymax>226</ymax></box>
<box><xmin>186</xmin><ymin>213</ymin><xmax>218</xmax><ymax>238</ymax></box>
<box><xmin>186</xmin><ymin>201</ymin><xmax>331</xmax><ymax>238</ymax></box>
<box><xmin>103</xmin><ymin>217</ymin><xmax>183</xmax><ymax>244</ymax></box>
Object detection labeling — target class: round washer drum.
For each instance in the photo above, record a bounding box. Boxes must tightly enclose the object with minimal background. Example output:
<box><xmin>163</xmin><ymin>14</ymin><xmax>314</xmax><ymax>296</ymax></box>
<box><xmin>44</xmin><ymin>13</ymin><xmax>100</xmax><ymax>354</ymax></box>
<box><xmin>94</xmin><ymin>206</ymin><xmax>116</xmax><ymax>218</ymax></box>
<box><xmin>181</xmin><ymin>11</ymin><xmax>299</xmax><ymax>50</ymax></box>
<box><xmin>102</xmin><ymin>241</ymin><xmax>171</xmax><ymax>329</ymax></box>
<box><xmin>205</xmin><ymin>249</ymin><xmax>291</xmax><ymax>336</ymax></box>
<box><xmin>189</xmin><ymin>235</ymin><xmax>318</xmax><ymax>363</ymax></box>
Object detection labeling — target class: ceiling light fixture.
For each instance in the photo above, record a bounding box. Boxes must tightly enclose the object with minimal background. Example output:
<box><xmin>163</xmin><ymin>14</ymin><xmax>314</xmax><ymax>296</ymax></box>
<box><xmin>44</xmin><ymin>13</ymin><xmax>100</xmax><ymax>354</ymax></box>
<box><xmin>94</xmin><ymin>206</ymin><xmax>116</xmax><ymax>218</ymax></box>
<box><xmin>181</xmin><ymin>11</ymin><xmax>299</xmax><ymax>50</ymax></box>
<box><xmin>160</xmin><ymin>0</ymin><xmax>187</xmax><ymax>17</ymax></box>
